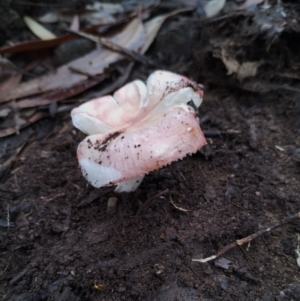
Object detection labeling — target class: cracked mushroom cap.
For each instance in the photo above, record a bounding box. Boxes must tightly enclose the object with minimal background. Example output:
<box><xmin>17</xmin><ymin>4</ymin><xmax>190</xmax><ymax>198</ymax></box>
<box><xmin>71</xmin><ymin>70</ymin><xmax>203</xmax><ymax>135</ymax></box>
<box><xmin>71</xmin><ymin>70</ymin><xmax>206</xmax><ymax>192</ymax></box>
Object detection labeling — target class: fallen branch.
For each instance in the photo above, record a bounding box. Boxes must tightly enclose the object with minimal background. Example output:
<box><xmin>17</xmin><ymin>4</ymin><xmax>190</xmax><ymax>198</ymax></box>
<box><xmin>192</xmin><ymin>211</ymin><xmax>300</xmax><ymax>263</ymax></box>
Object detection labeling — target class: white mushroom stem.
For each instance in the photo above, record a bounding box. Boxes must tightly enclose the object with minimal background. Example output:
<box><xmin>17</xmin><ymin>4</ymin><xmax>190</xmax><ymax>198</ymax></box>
<box><xmin>114</xmin><ymin>175</ymin><xmax>145</xmax><ymax>193</ymax></box>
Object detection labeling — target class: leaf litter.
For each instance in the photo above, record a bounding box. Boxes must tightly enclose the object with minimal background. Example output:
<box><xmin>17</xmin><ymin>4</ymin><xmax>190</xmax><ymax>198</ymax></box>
<box><xmin>0</xmin><ymin>58</ymin><xmax>22</xmax><ymax>92</ymax></box>
<box><xmin>0</xmin><ymin>6</ymin><xmax>192</xmax><ymax>140</ymax></box>
<box><xmin>0</xmin><ymin>17</ymin><xmax>145</xmax><ymax>103</ymax></box>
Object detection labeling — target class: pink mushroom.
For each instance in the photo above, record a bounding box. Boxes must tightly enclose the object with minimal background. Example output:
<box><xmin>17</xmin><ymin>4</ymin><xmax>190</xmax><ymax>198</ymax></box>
<box><xmin>71</xmin><ymin>70</ymin><xmax>207</xmax><ymax>192</ymax></box>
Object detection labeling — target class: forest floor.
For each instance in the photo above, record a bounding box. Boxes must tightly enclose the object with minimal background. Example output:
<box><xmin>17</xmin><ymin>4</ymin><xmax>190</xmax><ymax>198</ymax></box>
<box><xmin>1</xmin><ymin>1</ymin><xmax>300</xmax><ymax>300</ymax></box>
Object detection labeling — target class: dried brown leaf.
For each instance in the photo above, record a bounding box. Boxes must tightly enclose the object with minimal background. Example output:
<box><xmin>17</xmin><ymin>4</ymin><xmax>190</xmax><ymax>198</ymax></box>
<box><xmin>0</xmin><ymin>18</ymin><xmax>145</xmax><ymax>103</ymax></box>
<box><xmin>0</xmin><ymin>58</ymin><xmax>22</xmax><ymax>92</ymax></box>
<box><xmin>0</xmin><ymin>107</ymin><xmax>11</xmax><ymax>117</ymax></box>
<box><xmin>220</xmin><ymin>48</ymin><xmax>260</xmax><ymax>80</ymax></box>
<box><xmin>0</xmin><ymin>18</ymin><xmax>130</xmax><ymax>55</ymax></box>
<box><xmin>141</xmin><ymin>8</ymin><xmax>193</xmax><ymax>54</ymax></box>
<box><xmin>23</xmin><ymin>16</ymin><xmax>57</xmax><ymax>40</ymax></box>
<box><xmin>235</xmin><ymin>0</ymin><xmax>264</xmax><ymax>10</ymax></box>
<box><xmin>204</xmin><ymin>0</ymin><xmax>226</xmax><ymax>17</ymax></box>
<box><xmin>15</xmin><ymin>77</ymin><xmax>105</xmax><ymax>109</ymax></box>
<box><xmin>0</xmin><ymin>111</ymin><xmax>48</xmax><ymax>138</ymax></box>
<box><xmin>70</xmin><ymin>15</ymin><xmax>80</xmax><ymax>31</ymax></box>
<box><xmin>86</xmin><ymin>2</ymin><xmax>124</xmax><ymax>14</ymax></box>
<box><xmin>37</xmin><ymin>12</ymin><xmax>59</xmax><ymax>23</ymax></box>
<box><xmin>77</xmin><ymin>10</ymin><xmax>116</xmax><ymax>25</ymax></box>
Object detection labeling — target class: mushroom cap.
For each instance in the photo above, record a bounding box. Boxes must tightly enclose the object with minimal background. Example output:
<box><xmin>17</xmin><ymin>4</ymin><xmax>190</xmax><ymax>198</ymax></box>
<box><xmin>71</xmin><ymin>70</ymin><xmax>203</xmax><ymax>135</ymax></box>
<box><xmin>71</xmin><ymin>70</ymin><xmax>206</xmax><ymax>190</ymax></box>
<box><xmin>77</xmin><ymin>105</ymin><xmax>206</xmax><ymax>188</ymax></box>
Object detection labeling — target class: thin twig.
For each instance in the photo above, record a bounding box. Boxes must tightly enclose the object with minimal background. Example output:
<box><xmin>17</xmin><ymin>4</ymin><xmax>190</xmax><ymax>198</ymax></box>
<box><xmin>41</xmin><ymin>193</ymin><xmax>66</xmax><ymax>202</ymax></box>
<box><xmin>7</xmin><ymin>204</ymin><xmax>10</xmax><ymax>229</ymax></box>
<box><xmin>11</xmin><ymin>0</ymin><xmax>66</xmax><ymax>6</ymax></box>
<box><xmin>68</xmin><ymin>66</ymin><xmax>107</xmax><ymax>80</ymax></box>
<box><xmin>136</xmin><ymin>189</ymin><xmax>169</xmax><ymax>215</ymax></box>
<box><xmin>9</xmin><ymin>267</ymin><xmax>30</xmax><ymax>285</ymax></box>
<box><xmin>192</xmin><ymin>211</ymin><xmax>300</xmax><ymax>263</ymax></box>
<box><xmin>65</xmin><ymin>29</ymin><xmax>154</xmax><ymax>66</ymax></box>
<box><xmin>203</xmin><ymin>129</ymin><xmax>242</xmax><ymax>137</ymax></box>
<box><xmin>169</xmin><ymin>195</ymin><xmax>189</xmax><ymax>212</ymax></box>
<box><xmin>187</xmin><ymin>11</ymin><xmax>254</xmax><ymax>26</ymax></box>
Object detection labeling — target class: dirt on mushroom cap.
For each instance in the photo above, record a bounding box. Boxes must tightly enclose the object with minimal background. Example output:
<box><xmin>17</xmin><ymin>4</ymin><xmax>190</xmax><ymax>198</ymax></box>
<box><xmin>77</xmin><ymin>105</ymin><xmax>206</xmax><ymax>188</ymax></box>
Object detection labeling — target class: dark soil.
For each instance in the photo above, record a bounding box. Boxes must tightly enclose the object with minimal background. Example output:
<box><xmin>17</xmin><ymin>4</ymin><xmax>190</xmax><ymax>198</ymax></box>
<box><xmin>1</xmin><ymin>2</ymin><xmax>300</xmax><ymax>301</ymax></box>
<box><xmin>1</xmin><ymin>86</ymin><xmax>300</xmax><ymax>300</ymax></box>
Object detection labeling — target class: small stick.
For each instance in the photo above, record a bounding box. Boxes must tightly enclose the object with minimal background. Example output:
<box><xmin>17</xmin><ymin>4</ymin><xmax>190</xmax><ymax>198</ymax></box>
<box><xmin>7</xmin><ymin>204</ymin><xmax>10</xmax><ymax>229</ymax></box>
<box><xmin>192</xmin><ymin>211</ymin><xmax>300</xmax><ymax>263</ymax></box>
<box><xmin>169</xmin><ymin>195</ymin><xmax>189</xmax><ymax>212</ymax></box>
<box><xmin>9</xmin><ymin>267</ymin><xmax>30</xmax><ymax>285</ymax></box>
<box><xmin>41</xmin><ymin>193</ymin><xmax>66</xmax><ymax>202</ymax></box>
<box><xmin>136</xmin><ymin>189</ymin><xmax>169</xmax><ymax>215</ymax></box>
<box><xmin>66</xmin><ymin>29</ymin><xmax>154</xmax><ymax>66</ymax></box>
<box><xmin>203</xmin><ymin>129</ymin><xmax>242</xmax><ymax>137</ymax></box>
<box><xmin>68</xmin><ymin>66</ymin><xmax>107</xmax><ymax>80</ymax></box>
